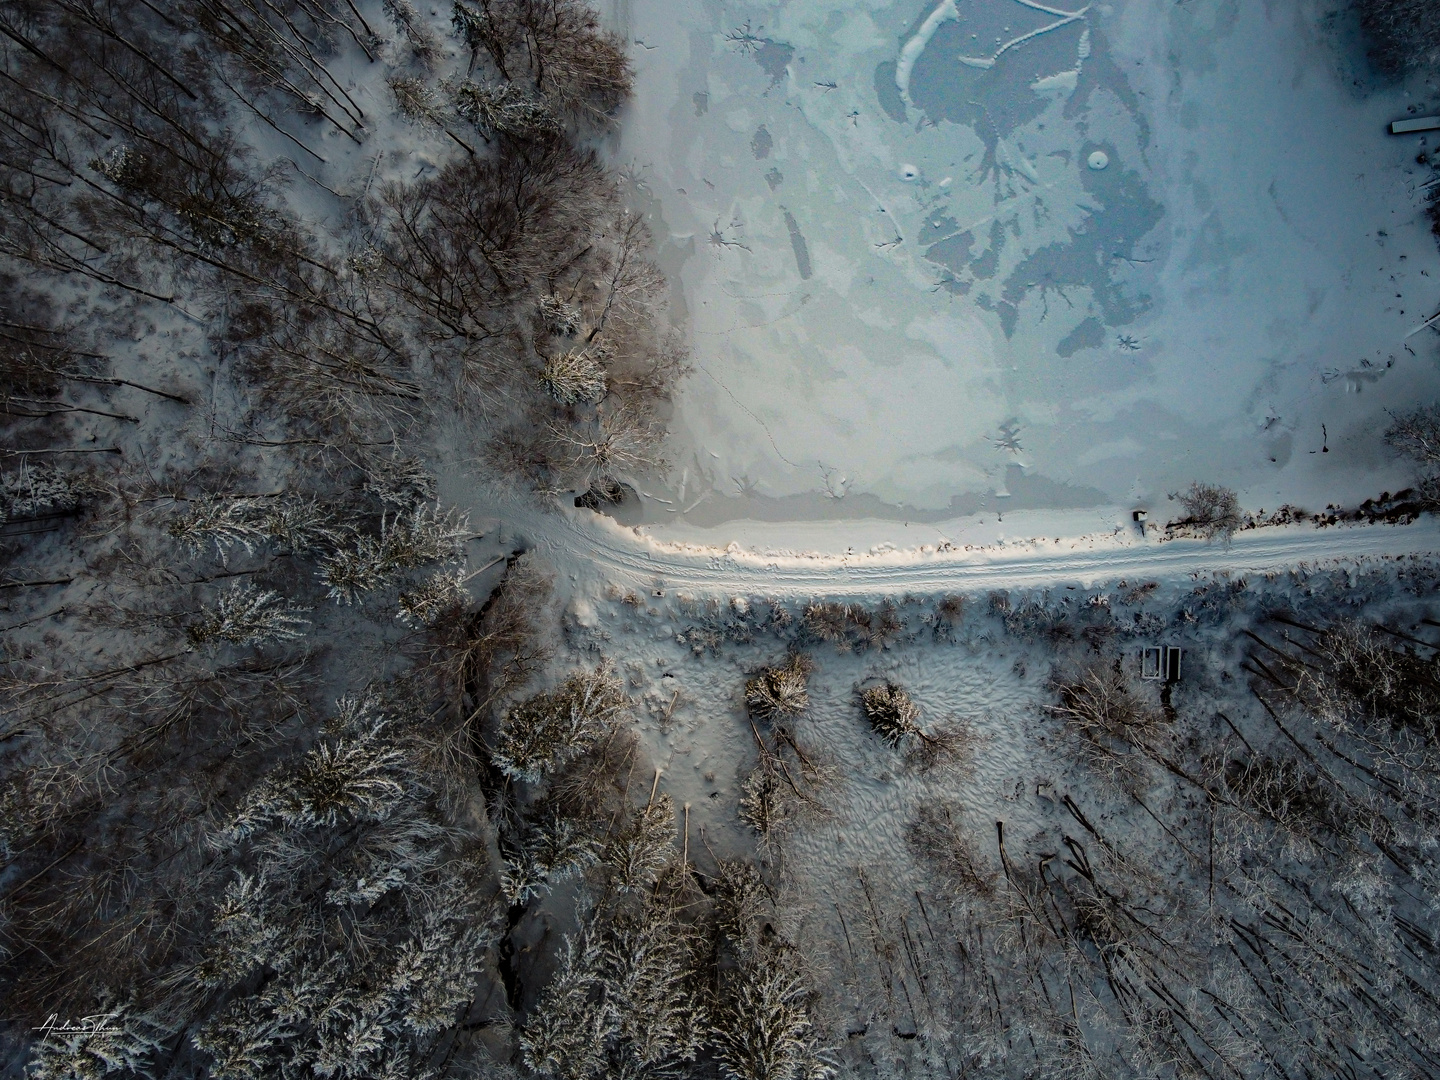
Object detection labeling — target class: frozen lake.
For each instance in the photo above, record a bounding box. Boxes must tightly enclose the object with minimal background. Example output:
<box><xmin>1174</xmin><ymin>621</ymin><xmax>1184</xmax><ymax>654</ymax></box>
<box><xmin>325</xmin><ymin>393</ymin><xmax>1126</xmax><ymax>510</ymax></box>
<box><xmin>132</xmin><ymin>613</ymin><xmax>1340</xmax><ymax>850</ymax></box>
<box><xmin>602</xmin><ymin>0</ymin><xmax>1440</xmax><ymax>530</ymax></box>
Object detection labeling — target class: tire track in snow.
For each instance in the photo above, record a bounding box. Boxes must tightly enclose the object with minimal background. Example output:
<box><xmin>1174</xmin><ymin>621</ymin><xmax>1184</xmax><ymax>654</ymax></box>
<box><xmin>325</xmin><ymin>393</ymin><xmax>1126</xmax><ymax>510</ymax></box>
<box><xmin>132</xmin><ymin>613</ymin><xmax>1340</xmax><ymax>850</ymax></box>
<box><xmin>515</xmin><ymin>510</ymin><xmax>1440</xmax><ymax>596</ymax></box>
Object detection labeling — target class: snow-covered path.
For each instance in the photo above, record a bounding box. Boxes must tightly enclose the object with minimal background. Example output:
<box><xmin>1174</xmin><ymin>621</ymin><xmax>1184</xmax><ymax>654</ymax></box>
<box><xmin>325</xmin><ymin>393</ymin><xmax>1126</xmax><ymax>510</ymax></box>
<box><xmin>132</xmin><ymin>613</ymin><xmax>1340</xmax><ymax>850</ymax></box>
<box><xmin>506</xmin><ymin>507</ymin><xmax>1440</xmax><ymax>596</ymax></box>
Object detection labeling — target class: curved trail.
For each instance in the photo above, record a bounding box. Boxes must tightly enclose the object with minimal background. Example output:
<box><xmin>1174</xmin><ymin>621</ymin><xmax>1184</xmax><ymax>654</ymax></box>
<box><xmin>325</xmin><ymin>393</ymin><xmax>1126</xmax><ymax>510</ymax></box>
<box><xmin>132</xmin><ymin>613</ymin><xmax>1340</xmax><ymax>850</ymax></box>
<box><xmin>505</xmin><ymin>507</ymin><xmax>1440</xmax><ymax>596</ymax></box>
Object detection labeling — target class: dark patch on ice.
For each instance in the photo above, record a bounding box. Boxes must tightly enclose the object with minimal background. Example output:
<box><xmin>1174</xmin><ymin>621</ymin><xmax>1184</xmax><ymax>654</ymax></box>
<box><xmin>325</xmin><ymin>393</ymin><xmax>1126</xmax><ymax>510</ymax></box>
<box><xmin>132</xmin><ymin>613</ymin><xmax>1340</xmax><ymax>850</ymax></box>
<box><xmin>753</xmin><ymin>39</ymin><xmax>793</xmax><ymax>86</ymax></box>
<box><xmin>918</xmin><ymin>213</ymin><xmax>961</xmax><ymax>247</ymax></box>
<box><xmin>906</xmin><ymin>11</ymin><xmax>1164</xmax><ymax>344</ymax></box>
<box><xmin>909</xmin><ymin>12</ymin><xmax>1082</xmax><ymax>185</ymax></box>
<box><xmin>782</xmin><ymin>208</ymin><xmax>812</xmax><ymax>280</ymax></box>
<box><xmin>995</xmin><ymin>146</ymin><xmax>1163</xmax><ymax>338</ymax></box>
<box><xmin>974</xmin><ymin>292</ymin><xmax>1019</xmax><ymax>338</ymax></box>
<box><xmin>764</xmin><ymin>167</ymin><xmax>784</xmax><ymax>191</ymax></box>
<box><xmin>968</xmin><ymin>221</ymin><xmax>1007</xmax><ymax>280</ymax></box>
<box><xmin>1163</xmin><ymin>0</ymin><xmax>1240</xmax><ymax>79</ymax></box>
<box><xmin>873</xmin><ymin>60</ymin><xmax>906</xmax><ymax>123</ymax></box>
<box><xmin>751</xmin><ymin>125</ymin><xmax>772</xmax><ymax>159</ymax></box>
<box><xmin>1056</xmin><ymin>316</ymin><xmax>1105</xmax><ymax>357</ymax></box>
<box><xmin>692</xmin><ymin>91</ymin><xmax>708</xmax><ymax>116</ymax></box>
<box><xmin>908</xmin><ymin>16</ymin><xmax>1152</xmax><ymax>215</ymax></box>
<box><xmin>637</xmin><ymin>463</ymin><xmax>1108</xmax><ymax>527</ymax></box>
<box><xmin>1062</xmin><ymin>28</ymin><xmax>1151</xmax><ymax>150</ymax></box>
<box><xmin>924</xmin><ymin>230</ymin><xmax>974</xmax><ymax>278</ymax></box>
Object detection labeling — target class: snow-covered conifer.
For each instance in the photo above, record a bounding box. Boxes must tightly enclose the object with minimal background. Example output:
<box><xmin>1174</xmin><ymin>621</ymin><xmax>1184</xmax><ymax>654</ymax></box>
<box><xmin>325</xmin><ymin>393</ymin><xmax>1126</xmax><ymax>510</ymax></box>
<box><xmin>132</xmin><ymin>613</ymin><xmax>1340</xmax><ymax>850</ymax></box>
<box><xmin>738</xmin><ymin>764</ymin><xmax>782</xmax><ymax>849</ymax></box>
<box><xmin>168</xmin><ymin>497</ymin><xmax>272</xmax><ymax>557</ymax></box>
<box><xmin>537</xmin><ymin>295</ymin><xmax>583</xmax><ymax>337</ymax></box>
<box><xmin>256</xmin><ymin>498</ymin><xmax>345</xmax><ymax>555</ymax></box>
<box><xmin>364</xmin><ymin>456</ymin><xmax>437</xmax><ymax>509</ymax></box>
<box><xmin>168</xmin><ymin>495</ymin><xmax>342</xmax><ymax>559</ymax></box>
<box><xmin>25</xmin><ymin>1004</ymin><xmax>168</xmax><ymax>1080</ymax></box>
<box><xmin>500</xmin><ymin>809</ymin><xmax>600</xmax><ymax>903</ymax></box>
<box><xmin>602</xmin><ymin>898</ymin><xmax>708</xmax><ymax>1074</ymax></box>
<box><xmin>383</xmin><ymin>0</ymin><xmax>437</xmax><ymax>56</ymax></box>
<box><xmin>602</xmin><ymin>792</ymin><xmax>674</xmax><ymax>894</ymax></box>
<box><xmin>320</xmin><ymin>504</ymin><xmax>469</xmax><ymax>604</ymax></box>
<box><xmin>389</xmin><ymin>75</ymin><xmax>440</xmax><ymax>123</ymax></box>
<box><xmin>285</xmin><ymin>726</ymin><xmax>410</xmax><ymax>830</ymax></box>
<box><xmin>195</xmin><ymin>873</ymin><xmax>290</xmax><ymax>987</ymax></box>
<box><xmin>187</xmin><ymin>583</ymin><xmax>310</xmax><ymax>648</ymax></box>
<box><xmin>713</xmin><ymin>952</ymin><xmax>834</xmax><ymax>1080</ymax></box>
<box><xmin>491</xmin><ymin>667</ymin><xmax>628</xmax><ymax>782</ymax></box>
<box><xmin>219</xmin><ymin>706</ymin><xmax>410</xmax><ymax>842</ymax></box>
<box><xmin>453</xmin><ymin>80</ymin><xmax>561</xmax><ymax>140</ymax></box>
<box><xmin>520</xmin><ymin>932</ymin><xmax>615</xmax><ymax>1080</ymax></box>
<box><xmin>397</xmin><ymin>568</ymin><xmax>469</xmax><ymax>627</ymax></box>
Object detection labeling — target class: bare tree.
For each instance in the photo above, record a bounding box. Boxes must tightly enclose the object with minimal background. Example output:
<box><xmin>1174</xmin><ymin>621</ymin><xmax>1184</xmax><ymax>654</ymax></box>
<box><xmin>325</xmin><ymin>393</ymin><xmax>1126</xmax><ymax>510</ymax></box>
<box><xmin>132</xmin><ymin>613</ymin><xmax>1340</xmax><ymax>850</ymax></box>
<box><xmin>1172</xmin><ymin>482</ymin><xmax>1243</xmax><ymax>539</ymax></box>
<box><xmin>1048</xmin><ymin>663</ymin><xmax>1170</xmax><ymax>781</ymax></box>
<box><xmin>450</xmin><ymin>0</ymin><xmax>632</xmax><ymax>130</ymax></box>
<box><xmin>1385</xmin><ymin>403</ymin><xmax>1440</xmax><ymax>464</ymax></box>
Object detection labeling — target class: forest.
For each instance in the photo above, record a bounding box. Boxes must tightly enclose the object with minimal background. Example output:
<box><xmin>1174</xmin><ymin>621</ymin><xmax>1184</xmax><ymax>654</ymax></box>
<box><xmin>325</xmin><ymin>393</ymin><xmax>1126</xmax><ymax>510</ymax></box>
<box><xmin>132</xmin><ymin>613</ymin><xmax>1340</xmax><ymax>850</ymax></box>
<box><xmin>4</xmin><ymin>1</ymin><xmax>1440</xmax><ymax>1079</ymax></box>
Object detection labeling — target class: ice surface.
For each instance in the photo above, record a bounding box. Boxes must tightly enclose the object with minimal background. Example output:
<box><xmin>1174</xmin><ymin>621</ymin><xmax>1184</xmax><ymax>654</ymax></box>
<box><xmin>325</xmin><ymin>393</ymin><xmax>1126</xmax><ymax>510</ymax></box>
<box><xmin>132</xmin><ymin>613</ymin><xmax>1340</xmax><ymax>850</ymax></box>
<box><xmin>601</xmin><ymin>0</ymin><xmax>1440</xmax><ymax>534</ymax></box>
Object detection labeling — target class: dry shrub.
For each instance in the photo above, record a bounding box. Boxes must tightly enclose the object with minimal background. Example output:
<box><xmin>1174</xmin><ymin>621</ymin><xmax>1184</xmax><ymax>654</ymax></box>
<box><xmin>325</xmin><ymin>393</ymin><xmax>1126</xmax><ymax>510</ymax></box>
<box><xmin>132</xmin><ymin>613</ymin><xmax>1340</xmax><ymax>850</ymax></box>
<box><xmin>987</xmin><ymin>590</ymin><xmax>1072</xmax><ymax>642</ymax></box>
<box><xmin>857</xmin><ymin>681</ymin><xmax>974</xmax><ymax>773</ymax></box>
<box><xmin>931</xmin><ymin>593</ymin><xmax>963</xmax><ymax>640</ymax></box>
<box><xmin>1385</xmin><ymin>404</ymin><xmax>1440</xmax><ymax>505</ymax></box>
<box><xmin>419</xmin><ymin>553</ymin><xmax>552</xmax><ymax>719</ymax></box>
<box><xmin>860</xmin><ymin>682</ymin><xmax>921</xmax><ymax>745</ymax></box>
<box><xmin>1356</xmin><ymin>0</ymin><xmax>1440</xmax><ymax>72</ymax></box>
<box><xmin>541</xmin><ymin>346</ymin><xmax>608</xmax><ymax>404</ymax></box>
<box><xmin>234</xmin><ymin>298</ymin><xmax>423</xmax><ymax>436</ymax></box>
<box><xmin>1385</xmin><ymin>404</ymin><xmax>1440</xmax><ymax>465</ymax></box>
<box><xmin>739</xmin><ymin>658</ymin><xmax>834</xmax><ymax>853</ymax></box>
<box><xmin>1295</xmin><ymin>619</ymin><xmax>1440</xmax><ymax>737</ymax></box>
<box><xmin>379</xmin><ymin>142</ymin><xmax>611</xmax><ymax>340</ymax></box>
<box><xmin>904</xmin><ymin>720</ymin><xmax>977</xmax><ymax>775</ymax></box>
<box><xmin>802</xmin><ymin>600</ymin><xmax>901</xmax><ymax>651</ymax></box>
<box><xmin>537</xmin><ymin>293</ymin><xmax>583</xmax><ymax>337</ymax></box>
<box><xmin>737</xmin><ymin>744</ymin><xmax>835</xmax><ymax>854</ymax></box>
<box><xmin>745</xmin><ymin>654</ymin><xmax>814</xmax><ymax>721</ymax></box>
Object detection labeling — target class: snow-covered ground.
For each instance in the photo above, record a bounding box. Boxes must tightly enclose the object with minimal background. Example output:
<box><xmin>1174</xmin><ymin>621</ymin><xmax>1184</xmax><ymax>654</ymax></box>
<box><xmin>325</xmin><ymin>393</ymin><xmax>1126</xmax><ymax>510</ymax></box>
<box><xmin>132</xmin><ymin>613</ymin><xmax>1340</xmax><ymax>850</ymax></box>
<box><xmin>600</xmin><ymin>0</ymin><xmax>1440</xmax><ymax>533</ymax></box>
<box><xmin>468</xmin><ymin>490</ymin><xmax>1440</xmax><ymax>600</ymax></box>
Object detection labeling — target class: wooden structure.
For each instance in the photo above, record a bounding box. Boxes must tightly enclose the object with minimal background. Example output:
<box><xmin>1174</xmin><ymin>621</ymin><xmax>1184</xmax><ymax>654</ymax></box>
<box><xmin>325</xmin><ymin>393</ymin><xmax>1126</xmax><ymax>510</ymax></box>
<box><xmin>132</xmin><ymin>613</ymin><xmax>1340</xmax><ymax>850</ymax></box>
<box><xmin>1141</xmin><ymin>645</ymin><xmax>1182</xmax><ymax>683</ymax></box>
<box><xmin>1391</xmin><ymin>116</ymin><xmax>1440</xmax><ymax>134</ymax></box>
